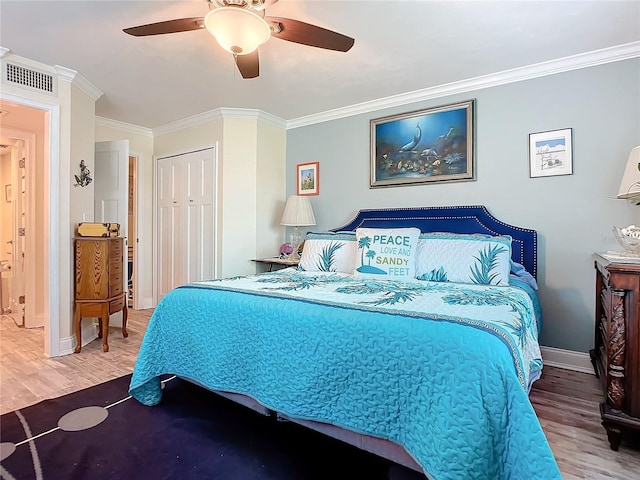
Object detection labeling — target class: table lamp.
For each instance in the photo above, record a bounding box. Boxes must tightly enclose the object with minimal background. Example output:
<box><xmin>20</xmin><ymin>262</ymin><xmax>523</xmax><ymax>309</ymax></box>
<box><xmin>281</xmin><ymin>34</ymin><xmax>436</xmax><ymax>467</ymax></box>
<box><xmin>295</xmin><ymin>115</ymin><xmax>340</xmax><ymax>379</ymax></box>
<box><xmin>616</xmin><ymin>146</ymin><xmax>640</xmax><ymax>204</ymax></box>
<box><xmin>613</xmin><ymin>146</ymin><xmax>640</xmax><ymax>256</ymax></box>
<box><xmin>280</xmin><ymin>195</ymin><xmax>316</xmax><ymax>261</ymax></box>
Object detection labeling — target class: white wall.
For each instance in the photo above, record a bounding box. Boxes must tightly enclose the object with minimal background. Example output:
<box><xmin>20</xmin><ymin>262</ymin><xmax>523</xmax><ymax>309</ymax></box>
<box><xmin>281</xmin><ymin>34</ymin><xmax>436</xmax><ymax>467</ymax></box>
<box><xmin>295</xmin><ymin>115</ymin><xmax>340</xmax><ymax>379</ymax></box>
<box><xmin>285</xmin><ymin>58</ymin><xmax>640</xmax><ymax>354</ymax></box>
<box><xmin>256</xmin><ymin>120</ymin><xmax>287</xmax><ymax>256</ymax></box>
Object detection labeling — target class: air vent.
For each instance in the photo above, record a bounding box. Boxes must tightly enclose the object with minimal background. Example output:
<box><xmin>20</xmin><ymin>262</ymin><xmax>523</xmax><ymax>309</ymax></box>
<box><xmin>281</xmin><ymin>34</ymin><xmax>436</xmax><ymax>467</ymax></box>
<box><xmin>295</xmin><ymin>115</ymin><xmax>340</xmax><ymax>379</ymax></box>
<box><xmin>4</xmin><ymin>62</ymin><xmax>55</xmax><ymax>95</ymax></box>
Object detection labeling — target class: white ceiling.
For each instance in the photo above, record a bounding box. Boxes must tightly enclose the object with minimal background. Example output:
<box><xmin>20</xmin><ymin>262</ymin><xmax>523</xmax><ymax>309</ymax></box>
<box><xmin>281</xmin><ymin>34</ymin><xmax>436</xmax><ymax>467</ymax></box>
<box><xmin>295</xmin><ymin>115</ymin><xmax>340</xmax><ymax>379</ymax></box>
<box><xmin>1</xmin><ymin>0</ymin><xmax>639</xmax><ymax>129</ymax></box>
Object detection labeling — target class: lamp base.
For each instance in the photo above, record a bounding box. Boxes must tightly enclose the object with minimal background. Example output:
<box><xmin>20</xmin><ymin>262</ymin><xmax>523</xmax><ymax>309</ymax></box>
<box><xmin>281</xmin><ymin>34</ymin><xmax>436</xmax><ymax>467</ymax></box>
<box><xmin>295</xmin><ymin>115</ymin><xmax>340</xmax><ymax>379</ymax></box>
<box><xmin>289</xmin><ymin>226</ymin><xmax>302</xmax><ymax>261</ymax></box>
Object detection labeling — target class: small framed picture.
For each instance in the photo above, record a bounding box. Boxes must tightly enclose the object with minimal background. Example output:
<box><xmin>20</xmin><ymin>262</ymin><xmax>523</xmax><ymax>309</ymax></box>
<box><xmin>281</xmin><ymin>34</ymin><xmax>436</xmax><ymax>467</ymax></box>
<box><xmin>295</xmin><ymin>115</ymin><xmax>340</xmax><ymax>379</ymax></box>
<box><xmin>529</xmin><ymin>128</ymin><xmax>573</xmax><ymax>178</ymax></box>
<box><xmin>296</xmin><ymin>162</ymin><xmax>319</xmax><ymax>196</ymax></box>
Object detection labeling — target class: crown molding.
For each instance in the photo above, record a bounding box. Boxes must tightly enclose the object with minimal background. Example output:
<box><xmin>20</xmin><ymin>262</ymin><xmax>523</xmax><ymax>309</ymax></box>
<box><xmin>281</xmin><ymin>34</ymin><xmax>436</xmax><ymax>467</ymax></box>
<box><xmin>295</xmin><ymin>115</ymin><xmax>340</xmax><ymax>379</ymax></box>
<box><xmin>95</xmin><ymin>116</ymin><xmax>153</xmax><ymax>137</ymax></box>
<box><xmin>219</xmin><ymin>107</ymin><xmax>286</xmax><ymax>129</ymax></box>
<box><xmin>286</xmin><ymin>41</ymin><xmax>640</xmax><ymax>130</ymax></box>
<box><xmin>153</xmin><ymin>107</ymin><xmax>286</xmax><ymax>136</ymax></box>
<box><xmin>153</xmin><ymin>108</ymin><xmax>224</xmax><ymax>136</ymax></box>
<box><xmin>54</xmin><ymin>65</ymin><xmax>103</xmax><ymax>101</ymax></box>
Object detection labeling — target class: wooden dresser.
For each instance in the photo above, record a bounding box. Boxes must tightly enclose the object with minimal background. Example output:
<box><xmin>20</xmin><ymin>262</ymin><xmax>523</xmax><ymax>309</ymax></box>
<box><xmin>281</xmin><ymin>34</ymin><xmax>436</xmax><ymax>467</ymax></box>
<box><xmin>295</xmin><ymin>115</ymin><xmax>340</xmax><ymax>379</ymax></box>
<box><xmin>73</xmin><ymin>237</ymin><xmax>128</xmax><ymax>353</ymax></box>
<box><xmin>590</xmin><ymin>253</ymin><xmax>640</xmax><ymax>450</ymax></box>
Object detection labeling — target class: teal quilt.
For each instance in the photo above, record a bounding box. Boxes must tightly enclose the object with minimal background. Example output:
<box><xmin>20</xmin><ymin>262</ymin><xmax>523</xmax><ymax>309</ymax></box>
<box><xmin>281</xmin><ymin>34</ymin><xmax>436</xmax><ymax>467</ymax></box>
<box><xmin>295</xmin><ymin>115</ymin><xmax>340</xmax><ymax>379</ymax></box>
<box><xmin>129</xmin><ymin>268</ymin><xmax>561</xmax><ymax>480</ymax></box>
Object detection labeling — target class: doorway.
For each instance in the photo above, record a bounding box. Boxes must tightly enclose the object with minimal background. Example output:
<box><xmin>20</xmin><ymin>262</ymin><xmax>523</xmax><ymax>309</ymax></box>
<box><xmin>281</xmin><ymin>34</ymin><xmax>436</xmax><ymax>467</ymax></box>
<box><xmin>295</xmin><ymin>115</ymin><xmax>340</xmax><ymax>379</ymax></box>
<box><xmin>0</xmin><ymin>94</ymin><xmax>63</xmax><ymax>357</ymax></box>
<box><xmin>0</xmin><ymin>126</ymin><xmax>38</xmax><ymax>330</ymax></box>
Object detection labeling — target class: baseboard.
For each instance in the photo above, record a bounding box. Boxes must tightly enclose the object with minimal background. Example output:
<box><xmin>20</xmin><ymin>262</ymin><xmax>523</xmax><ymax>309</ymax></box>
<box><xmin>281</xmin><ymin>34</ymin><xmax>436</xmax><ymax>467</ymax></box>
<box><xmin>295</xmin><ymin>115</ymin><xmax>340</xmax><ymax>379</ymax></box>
<box><xmin>58</xmin><ymin>322</ymin><xmax>99</xmax><ymax>356</ymax></box>
<box><xmin>540</xmin><ymin>346</ymin><xmax>595</xmax><ymax>375</ymax></box>
<box><xmin>140</xmin><ymin>297</ymin><xmax>154</xmax><ymax>309</ymax></box>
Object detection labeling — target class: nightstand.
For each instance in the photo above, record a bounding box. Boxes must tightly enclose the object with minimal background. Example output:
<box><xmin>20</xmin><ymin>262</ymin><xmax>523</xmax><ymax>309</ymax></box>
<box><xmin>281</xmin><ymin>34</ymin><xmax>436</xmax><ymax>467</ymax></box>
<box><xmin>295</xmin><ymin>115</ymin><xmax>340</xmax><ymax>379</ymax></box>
<box><xmin>252</xmin><ymin>257</ymin><xmax>299</xmax><ymax>272</ymax></box>
<box><xmin>590</xmin><ymin>253</ymin><xmax>640</xmax><ymax>450</ymax></box>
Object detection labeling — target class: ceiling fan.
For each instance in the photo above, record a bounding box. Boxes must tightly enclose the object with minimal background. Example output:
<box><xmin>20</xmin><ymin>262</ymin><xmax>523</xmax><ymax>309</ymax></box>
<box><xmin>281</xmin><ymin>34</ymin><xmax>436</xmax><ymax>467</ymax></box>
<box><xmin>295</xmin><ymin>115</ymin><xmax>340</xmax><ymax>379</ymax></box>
<box><xmin>123</xmin><ymin>0</ymin><xmax>355</xmax><ymax>79</ymax></box>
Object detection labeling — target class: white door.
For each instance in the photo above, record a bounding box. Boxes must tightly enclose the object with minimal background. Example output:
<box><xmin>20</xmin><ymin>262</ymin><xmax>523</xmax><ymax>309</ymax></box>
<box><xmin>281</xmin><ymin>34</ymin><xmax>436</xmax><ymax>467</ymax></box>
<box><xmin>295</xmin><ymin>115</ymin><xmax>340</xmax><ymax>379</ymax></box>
<box><xmin>9</xmin><ymin>139</ymin><xmax>25</xmax><ymax>324</ymax></box>
<box><xmin>94</xmin><ymin>140</ymin><xmax>129</xmax><ymax>319</ymax></box>
<box><xmin>157</xmin><ymin>156</ymin><xmax>181</xmax><ymax>298</ymax></box>
<box><xmin>157</xmin><ymin>148</ymin><xmax>216</xmax><ymax>300</ymax></box>
<box><xmin>185</xmin><ymin>151</ymin><xmax>215</xmax><ymax>283</ymax></box>
<box><xmin>1</xmin><ymin>128</ymin><xmax>37</xmax><ymax>329</ymax></box>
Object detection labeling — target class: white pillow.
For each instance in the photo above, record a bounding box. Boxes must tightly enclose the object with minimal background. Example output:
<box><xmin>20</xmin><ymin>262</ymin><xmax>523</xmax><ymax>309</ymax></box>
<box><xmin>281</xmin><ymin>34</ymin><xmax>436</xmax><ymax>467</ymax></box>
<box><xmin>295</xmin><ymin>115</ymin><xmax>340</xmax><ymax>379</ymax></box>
<box><xmin>298</xmin><ymin>232</ymin><xmax>357</xmax><ymax>273</ymax></box>
<box><xmin>415</xmin><ymin>233</ymin><xmax>512</xmax><ymax>286</ymax></box>
<box><xmin>353</xmin><ymin>227</ymin><xmax>420</xmax><ymax>281</ymax></box>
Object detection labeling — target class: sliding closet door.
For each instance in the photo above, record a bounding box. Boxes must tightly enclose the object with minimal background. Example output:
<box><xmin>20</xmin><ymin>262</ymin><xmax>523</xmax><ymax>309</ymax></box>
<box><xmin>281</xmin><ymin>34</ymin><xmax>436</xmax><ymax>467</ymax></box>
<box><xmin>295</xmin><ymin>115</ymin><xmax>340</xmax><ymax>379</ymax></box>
<box><xmin>157</xmin><ymin>148</ymin><xmax>216</xmax><ymax>300</ymax></box>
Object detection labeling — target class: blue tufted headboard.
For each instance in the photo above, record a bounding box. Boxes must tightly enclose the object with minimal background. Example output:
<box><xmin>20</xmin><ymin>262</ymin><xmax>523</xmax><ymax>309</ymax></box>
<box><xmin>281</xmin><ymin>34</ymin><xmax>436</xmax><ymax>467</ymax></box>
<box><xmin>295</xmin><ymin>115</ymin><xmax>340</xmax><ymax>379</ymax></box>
<box><xmin>331</xmin><ymin>205</ymin><xmax>537</xmax><ymax>279</ymax></box>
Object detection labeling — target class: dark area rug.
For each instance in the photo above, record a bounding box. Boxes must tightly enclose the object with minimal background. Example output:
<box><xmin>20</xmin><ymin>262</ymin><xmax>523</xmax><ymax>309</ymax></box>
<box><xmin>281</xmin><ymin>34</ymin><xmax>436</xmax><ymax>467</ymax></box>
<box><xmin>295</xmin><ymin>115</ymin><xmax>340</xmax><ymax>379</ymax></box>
<box><xmin>0</xmin><ymin>375</ymin><xmax>426</xmax><ymax>480</ymax></box>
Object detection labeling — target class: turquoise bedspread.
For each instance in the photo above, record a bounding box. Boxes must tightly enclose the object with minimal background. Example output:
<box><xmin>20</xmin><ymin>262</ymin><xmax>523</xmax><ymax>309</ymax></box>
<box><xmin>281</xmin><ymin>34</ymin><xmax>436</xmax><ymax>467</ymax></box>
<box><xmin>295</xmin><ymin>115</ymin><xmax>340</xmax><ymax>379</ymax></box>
<box><xmin>130</xmin><ymin>269</ymin><xmax>561</xmax><ymax>480</ymax></box>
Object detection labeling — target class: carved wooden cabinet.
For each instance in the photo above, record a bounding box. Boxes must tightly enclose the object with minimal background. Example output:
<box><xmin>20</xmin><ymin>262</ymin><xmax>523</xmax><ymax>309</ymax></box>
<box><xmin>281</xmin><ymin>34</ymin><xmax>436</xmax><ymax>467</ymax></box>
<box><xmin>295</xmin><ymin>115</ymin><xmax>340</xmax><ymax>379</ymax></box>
<box><xmin>590</xmin><ymin>253</ymin><xmax>640</xmax><ymax>450</ymax></box>
<box><xmin>73</xmin><ymin>237</ymin><xmax>128</xmax><ymax>353</ymax></box>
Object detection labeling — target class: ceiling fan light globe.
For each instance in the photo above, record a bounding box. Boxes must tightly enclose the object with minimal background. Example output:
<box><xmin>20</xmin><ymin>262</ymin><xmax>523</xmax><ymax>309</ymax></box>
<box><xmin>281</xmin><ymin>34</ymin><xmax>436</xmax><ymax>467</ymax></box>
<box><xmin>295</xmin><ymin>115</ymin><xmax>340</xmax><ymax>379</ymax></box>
<box><xmin>204</xmin><ymin>7</ymin><xmax>270</xmax><ymax>55</ymax></box>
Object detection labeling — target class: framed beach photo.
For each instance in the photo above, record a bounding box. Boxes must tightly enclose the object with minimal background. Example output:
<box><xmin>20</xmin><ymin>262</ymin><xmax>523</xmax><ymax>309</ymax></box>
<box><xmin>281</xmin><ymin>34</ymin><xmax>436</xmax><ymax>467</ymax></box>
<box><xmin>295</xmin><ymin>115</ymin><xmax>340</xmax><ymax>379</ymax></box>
<box><xmin>370</xmin><ymin>100</ymin><xmax>475</xmax><ymax>188</ymax></box>
<box><xmin>529</xmin><ymin>128</ymin><xmax>573</xmax><ymax>178</ymax></box>
<box><xmin>297</xmin><ymin>162</ymin><xmax>319</xmax><ymax>196</ymax></box>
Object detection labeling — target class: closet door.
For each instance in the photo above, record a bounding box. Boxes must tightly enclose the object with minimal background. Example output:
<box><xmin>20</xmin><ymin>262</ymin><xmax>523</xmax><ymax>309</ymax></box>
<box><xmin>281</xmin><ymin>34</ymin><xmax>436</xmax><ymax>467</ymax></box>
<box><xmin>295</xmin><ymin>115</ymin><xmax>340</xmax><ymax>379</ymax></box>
<box><xmin>184</xmin><ymin>151</ymin><xmax>215</xmax><ymax>284</ymax></box>
<box><xmin>157</xmin><ymin>157</ymin><xmax>183</xmax><ymax>299</ymax></box>
<box><xmin>157</xmin><ymin>148</ymin><xmax>216</xmax><ymax>300</ymax></box>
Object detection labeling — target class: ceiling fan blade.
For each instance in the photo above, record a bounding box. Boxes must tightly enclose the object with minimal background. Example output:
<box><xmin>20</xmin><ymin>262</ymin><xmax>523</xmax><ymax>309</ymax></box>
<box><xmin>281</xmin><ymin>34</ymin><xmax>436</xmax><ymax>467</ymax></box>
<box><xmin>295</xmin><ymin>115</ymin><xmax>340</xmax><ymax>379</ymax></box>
<box><xmin>123</xmin><ymin>17</ymin><xmax>204</xmax><ymax>37</ymax></box>
<box><xmin>266</xmin><ymin>17</ymin><xmax>354</xmax><ymax>52</ymax></box>
<box><xmin>235</xmin><ymin>51</ymin><xmax>260</xmax><ymax>79</ymax></box>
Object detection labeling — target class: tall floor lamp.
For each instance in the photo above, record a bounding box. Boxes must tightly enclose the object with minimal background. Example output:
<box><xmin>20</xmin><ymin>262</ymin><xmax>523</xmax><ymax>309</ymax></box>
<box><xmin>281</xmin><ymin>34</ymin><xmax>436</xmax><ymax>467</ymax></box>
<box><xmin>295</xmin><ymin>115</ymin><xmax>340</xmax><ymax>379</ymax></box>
<box><xmin>280</xmin><ymin>195</ymin><xmax>316</xmax><ymax>261</ymax></box>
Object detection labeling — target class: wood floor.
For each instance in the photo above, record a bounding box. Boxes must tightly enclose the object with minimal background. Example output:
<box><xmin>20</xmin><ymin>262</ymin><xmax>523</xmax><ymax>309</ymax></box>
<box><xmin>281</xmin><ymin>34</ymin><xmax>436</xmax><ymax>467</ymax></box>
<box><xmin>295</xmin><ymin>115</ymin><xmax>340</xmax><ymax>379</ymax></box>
<box><xmin>1</xmin><ymin>310</ymin><xmax>639</xmax><ymax>479</ymax></box>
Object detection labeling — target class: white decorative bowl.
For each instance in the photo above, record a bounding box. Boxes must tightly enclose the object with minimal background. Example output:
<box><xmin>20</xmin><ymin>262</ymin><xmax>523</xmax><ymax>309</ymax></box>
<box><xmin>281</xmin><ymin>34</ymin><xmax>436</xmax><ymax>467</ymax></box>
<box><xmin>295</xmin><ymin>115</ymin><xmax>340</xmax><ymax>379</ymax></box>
<box><xmin>613</xmin><ymin>225</ymin><xmax>640</xmax><ymax>256</ymax></box>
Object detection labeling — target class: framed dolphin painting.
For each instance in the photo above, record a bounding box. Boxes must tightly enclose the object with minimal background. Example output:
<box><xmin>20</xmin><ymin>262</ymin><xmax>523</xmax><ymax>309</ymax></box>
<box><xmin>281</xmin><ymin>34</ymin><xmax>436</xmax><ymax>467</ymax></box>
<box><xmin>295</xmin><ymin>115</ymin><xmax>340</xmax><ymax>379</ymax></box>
<box><xmin>370</xmin><ymin>100</ymin><xmax>476</xmax><ymax>188</ymax></box>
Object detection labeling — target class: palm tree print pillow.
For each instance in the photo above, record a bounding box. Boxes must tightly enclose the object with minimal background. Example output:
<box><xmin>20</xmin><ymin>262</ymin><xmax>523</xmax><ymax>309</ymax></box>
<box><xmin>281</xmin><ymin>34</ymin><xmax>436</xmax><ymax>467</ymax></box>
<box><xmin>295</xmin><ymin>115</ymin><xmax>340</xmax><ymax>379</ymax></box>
<box><xmin>298</xmin><ymin>232</ymin><xmax>358</xmax><ymax>273</ymax></box>
<box><xmin>415</xmin><ymin>233</ymin><xmax>512</xmax><ymax>286</ymax></box>
<box><xmin>353</xmin><ymin>227</ymin><xmax>421</xmax><ymax>281</ymax></box>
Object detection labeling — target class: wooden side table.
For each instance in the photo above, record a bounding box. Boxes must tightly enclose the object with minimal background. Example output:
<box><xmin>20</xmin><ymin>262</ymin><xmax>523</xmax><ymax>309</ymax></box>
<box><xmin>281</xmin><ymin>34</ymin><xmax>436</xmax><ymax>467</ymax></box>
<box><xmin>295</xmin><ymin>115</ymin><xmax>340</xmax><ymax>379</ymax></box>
<box><xmin>252</xmin><ymin>257</ymin><xmax>299</xmax><ymax>272</ymax></box>
<box><xmin>74</xmin><ymin>237</ymin><xmax>128</xmax><ymax>353</ymax></box>
<box><xmin>590</xmin><ymin>252</ymin><xmax>640</xmax><ymax>450</ymax></box>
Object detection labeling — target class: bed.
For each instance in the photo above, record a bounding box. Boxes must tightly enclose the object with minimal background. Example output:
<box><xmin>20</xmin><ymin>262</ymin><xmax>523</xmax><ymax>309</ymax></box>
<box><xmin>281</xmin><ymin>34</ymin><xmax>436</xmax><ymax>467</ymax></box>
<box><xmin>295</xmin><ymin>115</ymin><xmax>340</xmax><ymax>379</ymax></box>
<box><xmin>129</xmin><ymin>205</ymin><xmax>561</xmax><ymax>480</ymax></box>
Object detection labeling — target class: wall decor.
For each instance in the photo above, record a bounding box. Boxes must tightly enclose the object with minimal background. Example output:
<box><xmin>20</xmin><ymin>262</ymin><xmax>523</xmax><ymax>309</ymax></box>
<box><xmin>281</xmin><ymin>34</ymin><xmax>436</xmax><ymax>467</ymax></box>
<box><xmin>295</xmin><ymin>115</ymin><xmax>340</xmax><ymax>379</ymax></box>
<box><xmin>74</xmin><ymin>159</ymin><xmax>93</xmax><ymax>187</ymax></box>
<box><xmin>4</xmin><ymin>184</ymin><xmax>11</xmax><ymax>203</ymax></box>
<box><xmin>529</xmin><ymin>128</ymin><xmax>573</xmax><ymax>178</ymax></box>
<box><xmin>297</xmin><ymin>161</ymin><xmax>319</xmax><ymax>196</ymax></box>
<box><xmin>370</xmin><ymin>100</ymin><xmax>475</xmax><ymax>188</ymax></box>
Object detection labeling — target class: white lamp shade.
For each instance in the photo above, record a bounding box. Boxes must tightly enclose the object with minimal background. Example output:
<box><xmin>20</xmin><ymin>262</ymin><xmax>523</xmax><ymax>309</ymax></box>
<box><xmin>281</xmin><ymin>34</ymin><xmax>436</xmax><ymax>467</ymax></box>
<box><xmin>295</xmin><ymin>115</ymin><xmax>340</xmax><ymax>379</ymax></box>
<box><xmin>280</xmin><ymin>195</ymin><xmax>316</xmax><ymax>226</ymax></box>
<box><xmin>204</xmin><ymin>7</ymin><xmax>271</xmax><ymax>55</ymax></box>
<box><xmin>617</xmin><ymin>146</ymin><xmax>640</xmax><ymax>200</ymax></box>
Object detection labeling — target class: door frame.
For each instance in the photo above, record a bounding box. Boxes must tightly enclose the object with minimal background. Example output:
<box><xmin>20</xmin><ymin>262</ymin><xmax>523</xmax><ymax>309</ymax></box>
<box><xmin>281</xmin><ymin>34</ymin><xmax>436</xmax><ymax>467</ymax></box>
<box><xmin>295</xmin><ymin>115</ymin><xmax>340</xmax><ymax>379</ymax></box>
<box><xmin>129</xmin><ymin>152</ymin><xmax>139</xmax><ymax>310</ymax></box>
<box><xmin>0</xmin><ymin>92</ymin><xmax>60</xmax><ymax>357</ymax></box>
